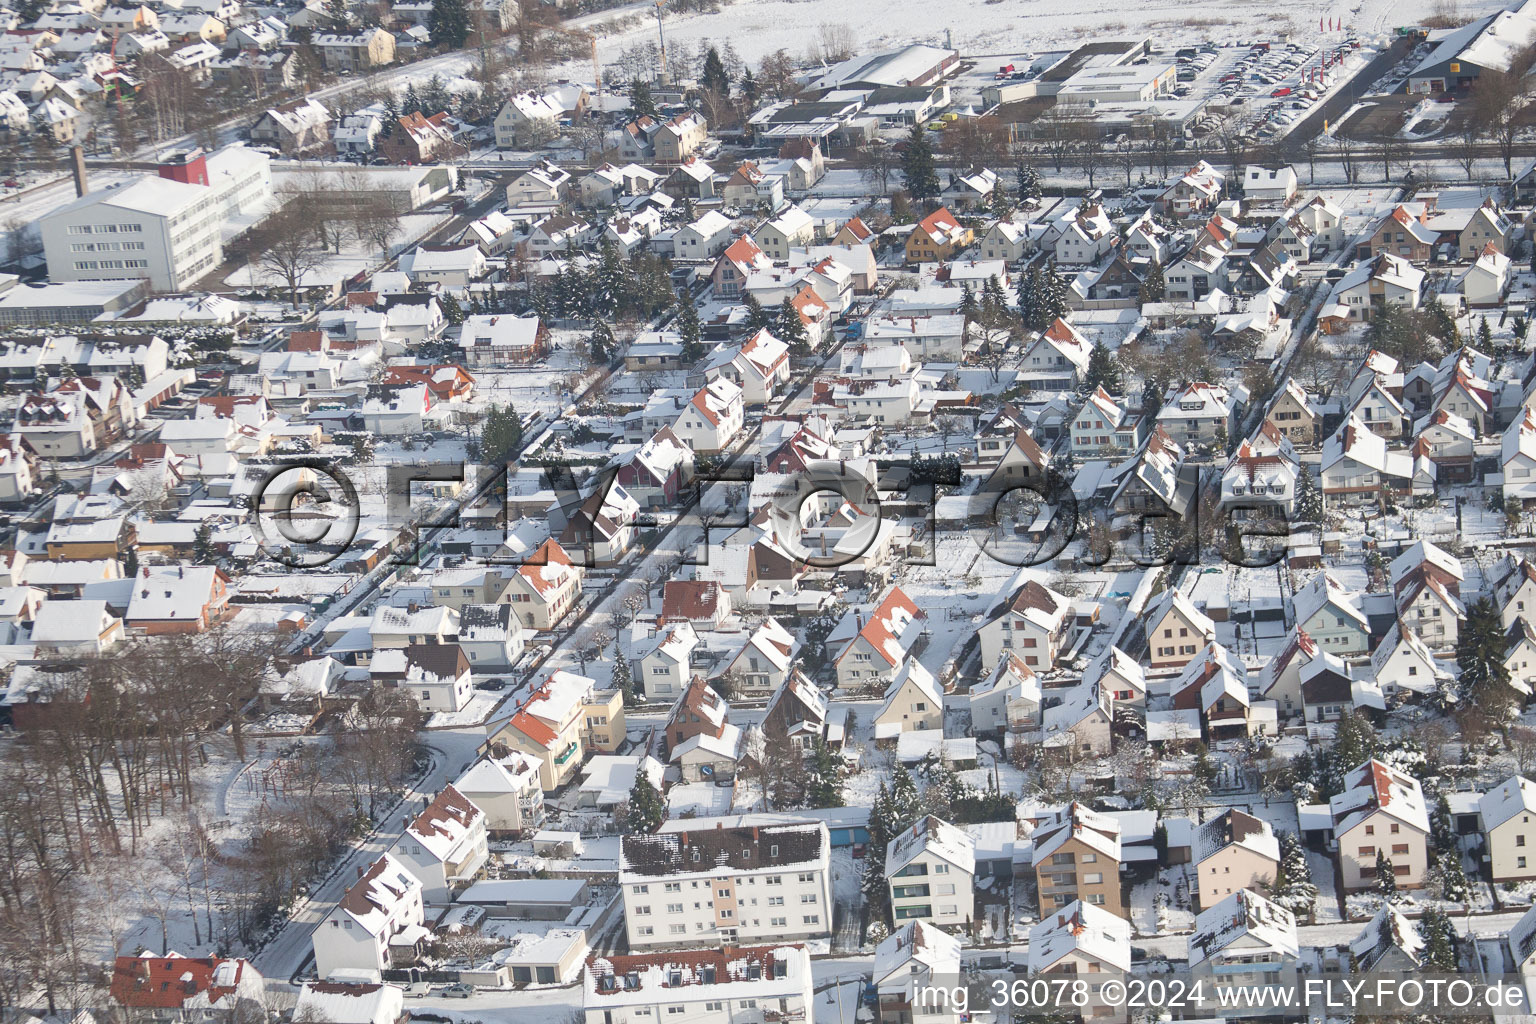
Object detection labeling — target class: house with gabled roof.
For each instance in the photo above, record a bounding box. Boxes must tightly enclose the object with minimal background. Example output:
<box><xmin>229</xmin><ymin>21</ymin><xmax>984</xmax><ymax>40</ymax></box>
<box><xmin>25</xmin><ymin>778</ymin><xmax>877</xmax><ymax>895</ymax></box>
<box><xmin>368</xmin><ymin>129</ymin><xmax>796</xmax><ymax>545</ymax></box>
<box><xmin>1394</xmin><ymin>563</ymin><xmax>1465</xmax><ymax>649</ymax></box>
<box><xmin>1144</xmin><ymin>586</ymin><xmax>1215</xmax><ymax>670</ymax></box>
<box><xmin>390</xmin><ymin>784</ymin><xmax>488</xmax><ymax>903</ymax></box>
<box><xmin>1261</xmin><ymin>628</ymin><xmax>1344</xmax><ymax>718</ymax></box>
<box><xmin>125</xmin><ymin>564</ymin><xmax>230</xmax><ymax>635</ymax></box>
<box><xmin>1187</xmin><ymin>889</ymin><xmax>1298</xmax><ymax>987</ymax></box>
<box><xmin>1480</xmin><ymin>775</ymin><xmax>1536</xmax><ymax>882</ymax></box>
<box><xmin>833</xmin><ymin>585</ymin><xmax>925</xmax><ymax>691</ymax></box>
<box><xmin>1344</xmin><ymin>371</ymin><xmax>1408</xmax><ymax>439</ymax></box>
<box><xmin>668</xmin><ymin>378</ymin><xmax>743</xmax><ymax>454</ymax></box>
<box><xmin>1221</xmin><ymin>439</ymin><xmax>1297</xmax><ymax>517</ymax></box>
<box><xmin>1463</xmin><ymin>242</ymin><xmax>1511</xmax><ymax>307</ymax></box>
<box><xmin>1053</xmin><ymin>202</ymin><xmax>1115</xmax><ymax>266</ymax></box>
<box><xmin>1039</xmin><ymin>681</ymin><xmax>1112</xmax><ymax>757</ymax></box>
<box><xmin>1330</xmin><ymin>759</ymin><xmax>1430</xmax><ymax>892</ymax></box>
<box><xmin>1491</xmin><ymin>555</ymin><xmax>1536</xmax><ymax>629</ymax></box>
<box><xmin>615</xmin><ymin>427</ymin><xmax>691</xmax><ymax>508</ymax></box>
<box><xmin>874</xmin><ymin>922</ymin><xmax>962</xmax><ymax>1024</ymax></box>
<box><xmin>905</xmin><ymin>207</ymin><xmax>971</xmax><ymax>263</ymax></box>
<box><xmin>1110</xmin><ymin>425</ymin><xmax>1196</xmax><ymax>529</ymax></box>
<box><xmin>1171</xmin><ymin>641</ymin><xmax>1256</xmax><ymax>740</ymax></box>
<box><xmin>312</xmin><ymin>853</ymin><xmax>425</xmax><ymax>980</ymax></box>
<box><xmin>718</xmin><ymin>617</ymin><xmax>797</xmax><ymax>698</ymax></box>
<box><xmin>559</xmin><ymin>481</ymin><xmax>639</xmax><ymax>568</ymax></box>
<box><xmin>706</xmin><ymin>329</ymin><xmax>791</xmax><ymax>407</ymax></box>
<box><xmin>872</xmin><ymin>660</ymin><xmax>943</xmax><ymax>738</ymax></box>
<box><xmin>761</xmin><ymin>669</ymin><xmax>833</xmax><ymax>751</ymax></box>
<box><xmin>636</xmin><ymin>621</ymin><xmax>698</xmax><ymax>702</ymax></box>
<box><xmin>886</xmin><ymin>815</ymin><xmax>975</xmax><ymax>929</ymax></box>
<box><xmin>1195</xmin><ymin>809</ymin><xmax>1280</xmax><ymax>911</ymax></box>
<box><xmin>109</xmin><ymin>954</ymin><xmax>264</xmax><ymax>1021</ymax></box>
<box><xmin>369</xmin><ymin>643</ymin><xmax>473</xmax><ymax>713</ymax></box>
<box><xmin>500</xmin><ymin>538</ymin><xmax>583</xmax><ymax>630</ymax></box>
<box><xmin>1031</xmin><ymin>802</ymin><xmax>1125</xmax><ymax>918</ymax></box>
<box><xmin>712</xmin><ymin>235</ymin><xmax>773</xmax><ymax>298</ymax></box>
<box><xmin>1159</xmin><ymin>160</ymin><xmax>1225</xmax><ymax>218</ymax></box>
<box><xmin>660</xmin><ymin>673</ymin><xmax>730</xmax><ymax>758</ymax></box>
<box><xmin>1370</xmin><ymin>622</ymin><xmax>1450</xmax><ymax>700</ymax></box>
<box><xmin>969</xmin><ymin>652</ymin><xmax>1042</xmax><ymax>737</ymax></box>
<box><xmin>1506</xmin><ymin>408</ymin><xmax>1536</xmax><ymax>505</ymax></box>
<box><xmin>1158</xmin><ymin>381</ymin><xmax>1243</xmax><ymax>446</ymax></box>
<box><xmin>1358</xmin><ymin>204</ymin><xmax>1439</xmax><ymax>262</ymax></box>
<box><xmin>1331</xmin><ymin>253</ymin><xmax>1425</xmax><ymax>321</ymax></box>
<box><xmin>1291</xmin><ymin>572</ymin><xmax>1369</xmax><ymax>655</ymax></box>
<box><xmin>1069</xmin><ymin>386</ymin><xmax>1145</xmax><ymax>456</ymax></box>
<box><xmin>755</xmin><ymin>204</ymin><xmax>815</xmax><ymax>259</ymax></box>
<box><xmin>506</xmin><ymin>160</ymin><xmax>571</xmax><ymax>206</ymax></box>
<box><xmin>661</xmin><ymin>580</ymin><xmax>732</xmax><ymax>630</ymax></box>
<box><xmin>1019</xmin><ymin>317</ymin><xmax>1091</xmax><ymax>392</ymax></box>
<box><xmin>977</xmin><ymin>574</ymin><xmax>1074</xmax><ymax>672</ymax></box>
<box><xmin>1321</xmin><ymin>415</ymin><xmax>1412</xmax><ymax>505</ymax></box>
<box><xmin>980</xmin><ymin>218</ymin><xmax>1030</xmax><ymax>262</ymax></box>
<box><xmin>1351</xmin><ymin>905</ymin><xmax>1426</xmax><ymax>972</ymax></box>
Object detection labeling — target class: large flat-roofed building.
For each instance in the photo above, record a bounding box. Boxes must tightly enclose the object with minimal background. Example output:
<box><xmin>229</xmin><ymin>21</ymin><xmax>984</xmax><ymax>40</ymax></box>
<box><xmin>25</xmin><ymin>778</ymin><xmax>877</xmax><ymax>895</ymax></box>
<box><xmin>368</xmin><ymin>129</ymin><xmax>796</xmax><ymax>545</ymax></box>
<box><xmin>1057</xmin><ymin>60</ymin><xmax>1177</xmax><ymax>104</ymax></box>
<box><xmin>806</xmin><ymin>43</ymin><xmax>958</xmax><ymax>91</ymax></box>
<box><xmin>40</xmin><ymin>145</ymin><xmax>271</xmax><ymax>293</ymax></box>
<box><xmin>0</xmin><ymin>277</ymin><xmax>147</xmax><ymax>325</ymax></box>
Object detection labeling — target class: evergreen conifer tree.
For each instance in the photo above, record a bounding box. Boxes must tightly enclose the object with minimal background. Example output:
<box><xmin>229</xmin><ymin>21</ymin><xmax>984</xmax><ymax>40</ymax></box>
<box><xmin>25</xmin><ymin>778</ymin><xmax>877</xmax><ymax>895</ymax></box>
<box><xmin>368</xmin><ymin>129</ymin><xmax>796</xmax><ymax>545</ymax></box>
<box><xmin>676</xmin><ymin>301</ymin><xmax>703</xmax><ymax>362</ymax></box>
<box><xmin>901</xmin><ymin>124</ymin><xmax>940</xmax><ymax>201</ymax></box>
<box><xmin>629</xmin><ymin>78</ymin><xmax>659</xmax><ymax>118</ymax></box>
<box><xmin>1084</xmin><ymin>341</ymin><xmax>1122</xmax><ymax>393</ymax></box>
<box><xmin>427</xmin><ymin>0</ymin><xmax>470</xmax><ymax>50</ymax></box>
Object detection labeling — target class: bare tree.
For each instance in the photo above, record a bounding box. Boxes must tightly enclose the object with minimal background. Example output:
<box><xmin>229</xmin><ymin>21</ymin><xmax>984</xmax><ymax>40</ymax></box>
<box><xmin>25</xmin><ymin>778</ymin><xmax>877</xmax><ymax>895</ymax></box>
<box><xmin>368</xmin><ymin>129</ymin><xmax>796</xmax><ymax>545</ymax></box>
<box><xmin>855</xmin><ymin>139</ymin><xmax>897</xmax><ymax>196</ymax></box>
<box><xmin>254</xmin><ymin>205</ymin><xmax>326</xmax><ymax>307</ymax></box>
<box><xmin>1472</xmin><ymin>54</ymin><xmax>1536</xmax><ymax>179</ymax></box>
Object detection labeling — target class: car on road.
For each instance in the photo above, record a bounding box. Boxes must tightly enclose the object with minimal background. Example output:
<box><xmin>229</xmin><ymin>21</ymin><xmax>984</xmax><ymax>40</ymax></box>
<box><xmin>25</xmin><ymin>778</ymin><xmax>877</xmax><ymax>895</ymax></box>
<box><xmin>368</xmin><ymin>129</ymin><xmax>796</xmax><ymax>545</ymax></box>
<box><xmin>439</xmin><ymin>984</ymin><xmax>474</xmax><ymax>998</ymax></box>
<box><xmin>404</xmin><ymin>983</ymin><xmax>433</xmax><ymax>999</ymax></box>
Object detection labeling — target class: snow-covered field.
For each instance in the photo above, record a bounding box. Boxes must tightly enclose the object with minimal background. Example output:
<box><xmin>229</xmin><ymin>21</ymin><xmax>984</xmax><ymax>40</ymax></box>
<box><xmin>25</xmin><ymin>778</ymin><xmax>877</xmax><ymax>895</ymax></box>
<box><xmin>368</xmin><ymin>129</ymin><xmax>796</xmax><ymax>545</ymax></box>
<box><xmin>589</xmin><ymin>0</ymin><xmax>1513</xmax><ymax>71</ymax></box>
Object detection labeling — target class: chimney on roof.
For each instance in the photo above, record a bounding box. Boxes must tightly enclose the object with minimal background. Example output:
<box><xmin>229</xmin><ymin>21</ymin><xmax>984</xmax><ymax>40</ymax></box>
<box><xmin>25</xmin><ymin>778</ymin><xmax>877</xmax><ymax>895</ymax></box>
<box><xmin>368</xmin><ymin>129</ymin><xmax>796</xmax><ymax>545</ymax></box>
<box><xmin>69</xmin><ymin>145</ymin><xmax>87</xmax><ymax>198</ymax></box>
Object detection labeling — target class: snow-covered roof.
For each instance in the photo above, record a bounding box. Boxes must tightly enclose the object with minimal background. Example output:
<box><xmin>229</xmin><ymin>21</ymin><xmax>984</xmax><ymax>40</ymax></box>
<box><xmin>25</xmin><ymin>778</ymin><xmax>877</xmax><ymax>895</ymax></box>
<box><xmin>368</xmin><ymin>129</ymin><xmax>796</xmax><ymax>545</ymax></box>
<box><xmin>1028</xmin><ymin>901</ymin><xmax>1132</xmax><ymax>973</ymax></box>
<box><xmin>1188</xmin><ymin>888</ymin><xmax>1297</xmax><ymax>967</ymax></box>
<box><xmin>1479</xmin><ymin>775</ymin><xmax>1536</xmax><ymax>832</ymax></box>
<box><xmin>885</xmin><ymin>814</ymin><xmax>976</xmax><ymax>876</ymax></box>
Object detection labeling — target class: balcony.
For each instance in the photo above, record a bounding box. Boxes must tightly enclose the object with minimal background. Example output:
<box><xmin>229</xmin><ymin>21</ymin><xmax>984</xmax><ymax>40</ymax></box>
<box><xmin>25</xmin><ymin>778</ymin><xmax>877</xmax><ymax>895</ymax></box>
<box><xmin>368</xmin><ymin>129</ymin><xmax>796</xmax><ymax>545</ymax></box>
<box><xmin>554</xmin><ymin>742</ymin><xmax>579</xmax><ymax>765</ymax></box>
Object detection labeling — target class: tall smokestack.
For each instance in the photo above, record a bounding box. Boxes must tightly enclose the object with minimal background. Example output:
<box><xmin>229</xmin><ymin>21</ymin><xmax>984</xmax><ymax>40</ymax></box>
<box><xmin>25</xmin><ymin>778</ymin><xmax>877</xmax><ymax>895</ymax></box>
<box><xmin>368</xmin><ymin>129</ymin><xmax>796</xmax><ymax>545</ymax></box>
<box><xmin>69</xmin><ymin>145</ymin><xmax>87</xmax><ymax>197</ymax></box>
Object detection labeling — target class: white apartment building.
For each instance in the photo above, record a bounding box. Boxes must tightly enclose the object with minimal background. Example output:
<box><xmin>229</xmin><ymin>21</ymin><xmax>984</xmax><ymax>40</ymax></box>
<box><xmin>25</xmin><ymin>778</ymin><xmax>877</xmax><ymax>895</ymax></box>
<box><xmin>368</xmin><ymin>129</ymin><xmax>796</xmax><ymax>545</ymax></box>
<box><xmin>40</xmin><ymin>145</ymin><xmax>272</xmax><ymax>292</ymax></box>
<box><xmin>582</xmin><ymin>945</ymin><xmax>813</xmax><ymax>1024</ymax></box>
<box><xmin>619</xmin><ymin>823</ymin><xmax>832</xmax><ymax>950</ymax></box>
<box><xmin>887</xmin><ymin>815</ymin><xmax>976</xmax><ymax>930</ymax></box>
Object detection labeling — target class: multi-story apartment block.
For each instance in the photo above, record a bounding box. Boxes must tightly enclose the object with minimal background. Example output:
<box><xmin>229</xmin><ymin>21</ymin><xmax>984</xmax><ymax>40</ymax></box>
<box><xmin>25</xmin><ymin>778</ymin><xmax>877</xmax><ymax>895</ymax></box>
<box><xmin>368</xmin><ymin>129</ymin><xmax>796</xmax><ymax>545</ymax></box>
<box><xmin>619</xmin><ymin>823</ymin><xmax>832</xmax><ymax>949</ymax></box>
<box><xmin>1031</xmin><ymin>803</ymin><xmax>1126</xmax><ymax>919</ymax></box>
<box><xmin>582</xmin><ymin>945</ymin><xmax>812</xmax><ymax>1024</ymax></box>
<box><xmin>886</xmin><ymin>816</ymin><xmax>976</xmax><ymax>930</ymax></box>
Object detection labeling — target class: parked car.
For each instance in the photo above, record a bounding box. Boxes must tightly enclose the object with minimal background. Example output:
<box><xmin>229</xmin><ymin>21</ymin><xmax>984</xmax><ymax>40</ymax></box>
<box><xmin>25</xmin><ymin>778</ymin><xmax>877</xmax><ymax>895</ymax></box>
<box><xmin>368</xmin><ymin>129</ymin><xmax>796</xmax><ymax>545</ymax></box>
<box><xmin>440</xmin><ymin>984</ymin><xmax>475</xmax><ymax>999</ymax></box>
<box><xmin>404</xmin><ymin>984</ymin><xmax>432</xmax><ymax>999</ymax></box>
